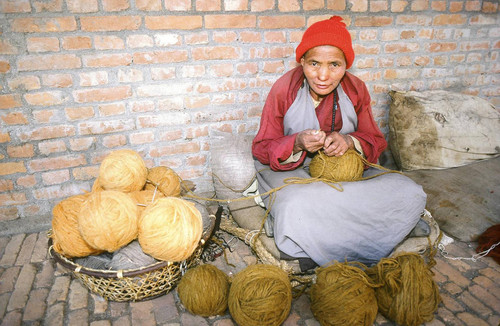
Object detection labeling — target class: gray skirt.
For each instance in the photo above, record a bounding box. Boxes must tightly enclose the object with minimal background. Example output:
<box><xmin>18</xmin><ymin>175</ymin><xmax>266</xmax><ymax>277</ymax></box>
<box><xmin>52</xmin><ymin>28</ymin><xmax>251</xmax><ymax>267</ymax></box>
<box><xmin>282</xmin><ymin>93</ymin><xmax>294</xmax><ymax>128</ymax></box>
<box><xmin>255</xmin><ymin>159</ymin><xmax>426</xmax><ymax>266</ymax></box>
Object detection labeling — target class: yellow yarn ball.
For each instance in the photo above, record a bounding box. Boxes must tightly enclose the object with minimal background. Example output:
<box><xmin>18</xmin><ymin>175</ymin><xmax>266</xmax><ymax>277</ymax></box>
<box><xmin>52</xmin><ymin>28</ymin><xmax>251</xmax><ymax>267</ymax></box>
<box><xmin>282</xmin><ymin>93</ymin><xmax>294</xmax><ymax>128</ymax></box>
<box><xmin>177</xmin><ymin>264</ymin><xmax>230</xmax><ymax>317</ymax></box>
<box><xmin>366</xmin><ymin>253</ymin><xmax>441</xmax><ymax>326</ymax></box>
<box><xmin>98</xmin><ymin>149</ymin><xmax>147</xmax><ymax>192</ymax></box>
<box><xmin>310</xmin><ymin>262</ymin><xmax>378</xmax><ymax>326</ymax></box>
<box><xmin>309</xmin><ymin>149</ymin><xmax>364</xmax><ymax>181</ymax></box>
<box><xmin>78</xmin><ymin>190</ymin><xmax>139</xmax><ymax>252</ymax></box>
<box><xmin>138</xmin><ymin>197</ymin><xmax>202</xmax><ymax>262</ymax></box>
<box><xmin>51</xmin><ymin>194</ymin><xmax>102</xmax><ymax>258</ymax></box>
<box><xmin>128</xmin><ymin>189</ymin><xmax>165</xmax><ymax>217</ymax></box>
<box><xmin>144</xmin><ymin>166</ymin><xmax>181</xmax><ymax>197</ymax></box>
<box><xmin>228</xmin><ymin>264</ymin><xmax>292</xmax><ymax>326</ymax></box>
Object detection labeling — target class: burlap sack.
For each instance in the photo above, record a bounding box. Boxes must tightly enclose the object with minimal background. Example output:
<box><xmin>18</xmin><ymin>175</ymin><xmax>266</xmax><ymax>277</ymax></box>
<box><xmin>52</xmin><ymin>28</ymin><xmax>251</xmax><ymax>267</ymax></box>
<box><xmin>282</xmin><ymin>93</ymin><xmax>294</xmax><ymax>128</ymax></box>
<box><xmin>389</xmin><ymin>90</ymin><xmax>500</xmax><ymax>171</ymax></box>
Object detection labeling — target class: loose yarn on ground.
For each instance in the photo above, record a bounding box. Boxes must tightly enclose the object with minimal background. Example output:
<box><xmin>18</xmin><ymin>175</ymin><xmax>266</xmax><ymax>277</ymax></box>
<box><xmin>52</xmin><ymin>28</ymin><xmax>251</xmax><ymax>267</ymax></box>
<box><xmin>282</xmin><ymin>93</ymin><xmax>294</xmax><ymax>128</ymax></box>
<box><xmin>177</xmin><ymin>264</ymin><xmax>230</xmax><ymax>317</ymax></box>
<box><xmin>98</xmin><ymin>149</ymin><xmax>147</xmax><ymax>192</ymax></box>
<box><xmin>144</xmin><ymin>166</ymin><xmax>181</xmax><ymax>197</ymax></box>
<box><xmin>366</xmin><ymin>252</ymin><xmax>441</xmax><ymax>326</ymax></box>
<box><xmin>78</xmin><ymin>190</ymin><xmax>139</xmax><ymax>252</ymax></box>
<box><xmin>228</xmin><ymin>264</ymin><xmax>292</xmax><ymax>326</ymax></box>
<box><xmin>309</xmin><ymin>149</ymin><xmax>364</xmax><ymax>181</ymax></box>
<box><xmin>51</xmin><ymin>193</ymin><xmax>102</xmax><ymax>258</ymax></box>
<box><xmin>138</xmin><ymin>197</ymin><xmax>202</xmax><ymax>262</ymax></box>
<box><xmin>310</xmin><ymin>262</ymin><xmax>379</xmax><ymax>326</ymax></box>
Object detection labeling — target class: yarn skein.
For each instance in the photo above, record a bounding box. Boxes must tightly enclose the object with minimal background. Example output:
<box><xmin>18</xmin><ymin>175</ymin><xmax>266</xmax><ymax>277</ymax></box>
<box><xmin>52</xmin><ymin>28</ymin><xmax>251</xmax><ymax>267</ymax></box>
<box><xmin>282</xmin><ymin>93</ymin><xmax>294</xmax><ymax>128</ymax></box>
<box><xmin>98</xmin><ymin>149</ymin><xmax>147</xmax><ymax>192</ymax></box>
<box><xmin>309</xmin><ymin>149</ymin><xmax>364</xmax><ymax>182</ymax></box>
<box><xmin>366</xmin><ymin>253</ymin><xmax>441</xmax><ymax>326</ymax></box>
<box><xmin>51</xmin><ymin>194</ymin><xmax>102</xmax><ymax>258</ymax></box>
<box><xmin>177</xmin><ymin>264</ymin><xmax>230</xmax><ymax>317</ymax></box>
<box><xmin>138</xmin><ymin>197</ymin><xmax>202</xmax><ymax>262</ymax></box>
<box><xmin>78</xmin><ymin>190</ymin><xmax>139</xmax><ymax>252</ymax></box>
<box><xmin>310</xmin><ymin>262</ymin><xmax>379</xmax><ymax>326</ymax></box>
<box><xmin>228</xmin><ymin>264</ymin><xmax>292</xmax><ymax>326</ymax></box>
<box><xmin>144</xmin><ymin>166</ymin><xmax>181</xmax><ymax>197</ymax></box>
<box><xmin>128</xmin><ymin>189</ymin><xmax>165</xmax><ymax>217</ymax></box>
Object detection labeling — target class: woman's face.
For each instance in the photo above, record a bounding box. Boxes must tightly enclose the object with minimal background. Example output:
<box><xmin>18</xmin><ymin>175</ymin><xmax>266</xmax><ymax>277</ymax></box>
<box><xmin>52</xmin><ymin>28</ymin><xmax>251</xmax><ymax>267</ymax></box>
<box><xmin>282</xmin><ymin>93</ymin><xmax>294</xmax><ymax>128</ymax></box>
<box><xmin>300</xmin><ymin>45</ymin><xmax>347</xmax><ymax>102</ymax></box>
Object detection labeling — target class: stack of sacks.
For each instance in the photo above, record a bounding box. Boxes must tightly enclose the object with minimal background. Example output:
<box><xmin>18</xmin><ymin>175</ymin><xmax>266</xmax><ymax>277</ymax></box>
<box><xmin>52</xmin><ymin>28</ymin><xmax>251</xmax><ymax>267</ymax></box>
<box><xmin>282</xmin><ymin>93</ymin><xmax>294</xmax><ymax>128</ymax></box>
<box><xmin>50</xmin><ymin>149</ymin><xmax>203</xmax><ymax>270</ymax></box>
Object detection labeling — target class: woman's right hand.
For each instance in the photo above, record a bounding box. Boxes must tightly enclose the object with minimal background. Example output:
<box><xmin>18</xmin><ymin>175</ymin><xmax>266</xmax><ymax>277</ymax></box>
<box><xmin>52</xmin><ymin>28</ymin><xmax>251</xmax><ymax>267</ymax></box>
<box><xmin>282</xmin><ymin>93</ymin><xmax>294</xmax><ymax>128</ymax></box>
<box><xmin>293</xmin><ymin>129</ymin><xmax>326</xmax><ymax>153</ymax></box>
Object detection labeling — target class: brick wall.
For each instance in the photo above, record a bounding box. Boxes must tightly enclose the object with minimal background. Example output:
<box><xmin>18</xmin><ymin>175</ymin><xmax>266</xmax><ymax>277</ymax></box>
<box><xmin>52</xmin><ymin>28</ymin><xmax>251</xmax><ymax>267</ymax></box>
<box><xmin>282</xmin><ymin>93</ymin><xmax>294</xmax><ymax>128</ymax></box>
<box><xmin>0</xmin><ymin>0</ymin><xmax>499</xmax><ymax>234</ymax></box>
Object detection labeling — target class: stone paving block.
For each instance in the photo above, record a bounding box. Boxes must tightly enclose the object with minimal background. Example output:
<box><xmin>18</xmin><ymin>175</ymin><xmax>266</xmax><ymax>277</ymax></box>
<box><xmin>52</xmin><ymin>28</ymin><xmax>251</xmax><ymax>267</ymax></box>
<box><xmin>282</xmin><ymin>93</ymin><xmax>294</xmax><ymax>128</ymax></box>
<box><xmin>47</xmin><ymin>275</ymin><xmax>71</xmax><ymax>305</ymax></box>
<box><xmin>35</xmin><ymin>259</ymin><xmax>55</xmax><ymax>288</ymax></box>
<box><xmin>91</xmin><ymin>320</ymin><xmax>112</xmax><ymax>326</ymax></box>
<box><xmin>23</xmin><ymin>287</ymin><xmax>49</xmax><ymax>322</ymax></box>
<box><xmin>456</xmin><ymin>312</ymin><xmax>491</xmax><ymax>326</ymax></box>
<box><xmin>31</xmin><ymin>232</ymin><xmax>50</xmax><ymax>263</ymax></box>
<box><xmin>436</xmin><ymin>306</ymin><xmax>466</xmax><ymax>326</ymax></box>
<box><xmin>109</xmin><ymin>301</ymin><xmax>128</xmax><ymax>318</ymax></box>
<box><xmin>180</xmin><ymin>312</ymin><xmax>209</xmax><ymax>325</ymax></box>
<box><xmin>469</xmin><ymin>284</ymin><xmax>500</xmax><ymax>312</ymax></box>
<box><xmin>91</xmin><ymin>293</ymin><xmax>108</xmax><ymax>315</ymax></box>
<box><xmin>7</xmin><ymin>263</ymin><xmax>36</xmax><ymax>311</ymax></box>
<box><xmin>68</xmin><ymin>308</ymin><xmax>89</xmax><ymax>326</ymax></box>
<box><xmin>0</xmin><ymin>237</ymin><xmax>9</xmax><ymax>257</ymax></box>
<box><xmin>45</xmin><ymin>302</ymin><xmax>64</xmax><ymax>326</ymax></box>
<box><xmin>69</xmin><ymin>279</ymin><xmax>89</xmax><ymax>310</ymax></box>
<box><xmin>0</xmin><ymin>309</ymin><xmax>22</xmax><ymax>326</ymax></box>
<box><xmin>440</xmin><ymin>292</ymin><xmax>465</xmax><ymax>313</ymax></box>
<box><xmin>112</xmin><ymin>315</ymin><xmax>131</xmax><ymax>326</ymax></box>
<box><xmin>151</xmin><ymin>292</ymin><xmax>179</xmax><ymax>323</ymax></box>
<box><xmin>15</xmin><ymin>233</ymin><xmax>37</xmax><ymax>266</ymax></box>
<box><xmin>472</xmin><ymin>275</ymin><xmax>500</xmax><ymax>300</ymax></box>
<box><xmin>130</xmin><ymin>299</ymin><xmax>155</xmax><ymax>325</ymax></box>
<box><xmin>0</xmin><ymin>234</ymin><xmax>24</xmax><ymax>266</ymax></box>
<box><xmin>442</xmin><ymin>281</ymin><xmax>463</xmax><ymax>295</ymax></box>
<box><xmin>0</xmin><ymin>293</ymin><xmax>10</xmax><ymax>319</ymax></box>
<box><xmin>433</xmin><ymin>259</ymin><xmax>471</xmax><ymax>287</ymax></box>
<box><xmin>0</xmin><ymin>266</ymin><xmax>20</xmax><ymax>294</ymax></box>
<box><xmin>459</xmin><ymin>291</ymin><xmax>493</xmax><ymax>318</ymax></box>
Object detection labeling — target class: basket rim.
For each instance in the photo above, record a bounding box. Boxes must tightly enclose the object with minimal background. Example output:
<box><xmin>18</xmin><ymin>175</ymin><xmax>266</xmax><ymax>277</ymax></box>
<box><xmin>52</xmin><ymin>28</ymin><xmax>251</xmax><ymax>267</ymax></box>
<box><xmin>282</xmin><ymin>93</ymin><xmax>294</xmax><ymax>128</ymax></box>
<box><xmin>49</xmin><ymin>213</ymin><xmax>216</xmax><ymax>278</ymax></box>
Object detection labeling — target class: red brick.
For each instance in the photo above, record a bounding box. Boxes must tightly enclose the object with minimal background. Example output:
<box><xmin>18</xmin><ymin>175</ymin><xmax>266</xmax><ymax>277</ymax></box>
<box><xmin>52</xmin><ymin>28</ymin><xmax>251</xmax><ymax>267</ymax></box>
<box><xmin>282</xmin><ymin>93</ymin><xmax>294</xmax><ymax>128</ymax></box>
<box><xmin>210</xmin><ymin>63</ymin><xmax>233</xmax><ymax>77</ymax></box>
<box><xmin>66</xmin><ymin>0</ymin><xmax>98</xmax><ymax>12</ymax></box>
<box><xmin>249</xmin><ymin>46</ymin><xmax>294</xmax><ymax>59</ymax></box>
<box><xmin>431</xmin><ymin>1</ymin><xmax>447</xmax><ymax>11</ymax></box>
<box><xmin>28</xmin><ymin>154</ymin><xmax>87</xmax><ymax>172</ymax></box>
<box><xmin>18</xmin><ymin>54</ymin><xmax>81</xmax><ymax>71</ymax></box>
<box><xmin>165</xmin><ymin>0</ymin><xmax>191</xmax><ymax>10</ymax></box>
<box><xmin>154</xmin><ymin>33</ymin><xmax>182</xmax><ymax>46</ymax></box>
<box><xmin>0</xmin><ymin>39</ymin><xmax>19</xmax><ymax>54</ymax></box>
<box><xmin>187</xmin><ymin>155</ymin><xmax>206</xmax><ymax>166</ymax></box>
<box><xmin>278</xmin><ymin>0</ymin><xmax>300</xmax><ymax>11</ymax></box>
<box><xmin>205</xmin><ymin>15</ymin><xmax>256</xmax><ymax>28</ymax></box>
<box><xmin>225</xmin><ymin>0</ymin><xmax>248</xmax><ymax>10</ymax></box>
<box><xmin>133</xmin><ymin>51</ymin><xmax>188</xmax><ymax>64</ymax></box>
<box><xmin>32</xmin><ymin>109</ymin><xmax>57</xmax><ymax>123</ymax></box>
<box><xmin>136</xmin><ymin>112</ymin><xmax>190</xmax><ymax>128</ymax></box>
<box><xmin>98</xmin><ymin>103</ymin><xmax>126</xmax><ymax>116</ymax></box>
<box><xmin>102</xmin><ymin>134</ymin><xmax>127</xmax><ymax>148</ymax></box>
<box><xmin>180</xmin><ymin>65</ymin><xmax>205</xmax><ymax>78</ymax></box>
<box><xmin>237</xmin><ymin>62</ymin><xmax>259</xmax><ymax>74</ymax></box>
<box><xmin>326</xmin><ymin>0</ymin><xmax>346</xmax><ymax>10</ymax></box>
<box><xmin>185</xmin><ymin>126</ymin><xmax>208</xmax><ymax>139</ymax></box>
<box><xmin>0</xmin><ymin>207</ymin><xmax>18</xmax><ymax>221</ymax></box>
<box><xmin>32</xmin><ymin>185</ymin><xmax>84</xmax><ymax>200</ymax></box>
<box><xmin>258</xmin><ymin>16</ymin><xmax>305</xmax><ymax>28</ymax></box>
<box><xmin>264</xmin><ymin>31</ymin><xmax>286</xmax><ymax>43</ymax></box>
<box><xmin>370</xmin><ymin>0</ymin><xmax>388</xmax><ymax>12</ymax></box>
<box><xmin>79</xmin><ymin>71</ymin><xmax>109</xmax><ymax>86</ymax></box>
<box><xmin>150</xmin><ymin>142</ymin><xmax>201</xmax><ymax>157</ymax></box>
<box><xmin>80</xmin><ymin>16</ymin><xmax>141</xmax><ymax>31</ymax></box>
<box><xmin>11</xmin><ymin>17</ymin><xmax>76</xmax><ymax>32</ymax></box>
<box><xmin>78</xmin><ymin>119</ymin><xmax>135</xmax><ymax>135</ymax></box>
<box><xmin>450</xmin><ymin>1</ymin><xmax>463</xmax><ymax>12</ymax></box>
<box><xmin>0</xmin><ymin>94</ymin><xmax>22</xmax><ymax>109</ymax></box>
<box><xmin>482</xmin><ymin>2</ymin><xmax>498</xmax><ymax>13</ymax></box>
<box><xmin>239</xmin><ymin>31</ymin><xmax>261</xmax><ymax>43</ymax></box>
<box><xmin>130</xmin><ymin>132</ymin><xmax>155</xmax><ymax>145</ymax></box>
<box><xmin>42</xmin><ymin>74</ymin><xmax>73</xmax><ymax>88</ymax></box>
<box><xmin>185</xmin><ymin>32</ymin><xmax>209</xmax><ymax>44</ymax></box>
<box><xmin>0</xmin><ymin>179</ymin><xmax>14</xmax><ymax>192</ymax></box>
<box><xmin>32</xmin><ymin>0</ymin><xmax>63</xmax><ymax>12</ymax></box>
<box><xmin>26</xmin><ymin>37</ymin><xmax>59</xmax><ymax>53</ymax></box>
<box><xmin>137</xmin><ymin>83</ymin><xmax>192</xmax><ymax>97</ymax></box>
<box><xmin>130</xmin><ymin>101</ymin><xmax>155</xmax><ymax>113</ymax></box>
<box><xmin>0</xmin><ymin>162</ymin><xmax>27</xmax><ymax>176</ymax></box>
<box><xmin>349</xmin><ymin>0</ymin><xmax>368</xmax><ymax>11</ymax></box>
<box><xmin>428</xmin><ymin>42</ymin><xmax>458</xmax><ymax>52</ymax></box>
<box><xmin>0</xmin><ymin>193</ymin><xmax>27</xmax><ymax>206</ymax></box>
<box><xmin>127</xmin><ymin>34</ymin><xmax>154</xmax><ymax>48</ymax></box>
<box><xmin>69</xmin><ymin>137</ymin><xmax>96</xmax><ymax>151</ymax></box>
<box><xmin>8</xmin><ymin>76</ymin><xmax>41</xmax><ymax>91</ymax></box>
<box><xmin>157</xmin><ymin>98</ymin><xmax>183</xmax><ymax>110</ymax></box>
<box><xmin>433</xmin><ymin>14</ymin><xmax>467</xmax><ymax>25</ymax></box>
<box><xmin>62</xmin><ymin>36</ymin><xmax>92</xmax><ymax>50</ymax></box>
<box><xmin>73</xmin><ymin>86</ymin><xmax>132</xmax><ymax>103</ymax></box>
<box><xmin>1</xmin><ymin>112</ymin><xmax>28</xmax><ymax>125</ymax></box>
<box><xmin>251</xmin><ymin>0</ymin><xmax>274</xmax><ymax>11</ymax></box>
<box><xmin>461</xmin><ymin>41</ymin><xmax>490</xmax><ymax>51</ymax></box>
<box><xmin>118</xmin><ymin>68</ymin><xmax>144</xmax><ymax>82</ymax></box>
<box><xmin>355</xmin><ymin>16</ymin><xmax>393</xmax><ymax>26</ymax></box>
<box><xmin>41</xmin><ymin>170</ymin><xmax>70</xmax><ymax>186</ymax></box>
<box><xmin>94</xmin><ymin>36</ymin><xmax>125</xmax><ymax>50</ymax></box>
<box><xmin>196</xmin><ymin>0</ymin><xmax>220</xmax><ymax>10</ymax></box>
<box><xmin>16</xmin><ymin>175</ymin><xmax>36</xmax><ymax>188</ymax></box>
<box><xmin>1</xmin><ymin>0</ymin><xmax>31</xmax><ymax>12</ymax></box>
<box><xmin>38</xmin><ymin>140</ymin><xmax>67</xmax><ymax>155</ymax></box>
<box><xmin>72</xmin><ymin>166</ymin><xmax>99</xmax><ymax>181</ymax></box>
<box><xmin>0</xmin><ymin>60</ymin><xmax>11</xmax><ymax>73</ymax></box>
<box><xmin>151</xmin><ymin>67</ymin><xmax>176</xmax><ymax>80</ymax></box>
<box><xmin>19</xmin><ymin>125</ymin><xmax>76</xmax><ymax>141</ymax></box>
<box><xmin>263</xmin><ymin>61</ymin><xmax>285</xmax><ymax>73</ymax></box>
<box><xmin>145</xmin><ymin>16</ymin><xmax>202</xmax><ymax>30</ymax></box>
<box><xmin>410</xmin><ymin>0</ymin><xmax>428</xmax><ymax>11</ymax></box>
<box><xmin>396</xmin><ymin>15</ymin><xmax>431</xmax><ymax>25</ymax></box>
<box><xmin>185</xmin><ymin>96</ymin><xmax>210</xmax><ymax>109</ymax></box>
<box><xmin>102</xmin><ymin>0</ymin><xmax>130</xmax><ymax>11</ymax></box>
<box><xmin>384</xmin><ymin>42</ymin><xmax>419</xmax><ymax>53</ymax></box>
<box><xmin>65</xmin><ymin>106</ymin><xmax>95</xmax><ymax>120</ymax></box>
<box><xmin>83</xmin><ymin>53</ymin><xmax>132</xmax><ymax>67</ymax></box>
<box><xmin>7</xmin><ymin>144</ymin><xmax>34</xmax><ymax>158</ymax></box>
<box><xmin>136</xmin><ymin>0</ymin><xmax>161</xmax><ymax>11</ymax></box>
<box><xmin>24</xmin><ymin>91</ymin><xmax>68</xmax><ymax>106</ymax></box>
<box><xmin>159</xmin><ymin>130</ymin><xmax>183</xmax><ymax>141</ymax></box>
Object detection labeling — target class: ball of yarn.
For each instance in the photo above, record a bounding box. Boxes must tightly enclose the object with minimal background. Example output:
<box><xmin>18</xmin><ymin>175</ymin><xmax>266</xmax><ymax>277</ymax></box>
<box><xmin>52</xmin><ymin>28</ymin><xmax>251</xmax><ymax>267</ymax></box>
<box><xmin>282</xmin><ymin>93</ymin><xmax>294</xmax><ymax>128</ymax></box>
<box><xmin>78</xmin><ymin>190</ymin><xmax>139</xmax><ymax>252</ymax></box>
<box><xmin>138</xmin><ymin>197</ymin><xmax>202</xmax><ymax>262</ymax></box>
<box><xmin>366</xmin><ymin>253</ymin><xmax>441</xmax><ymax>326</ymax></box>
<box><xmin>91</xmin><ymin>178</ymin><xmax>104</xmax><ymax>192</ymax></box>
<box><xmin>309</xmin><ymin>149</ymin><xmax>364</xmax><ymax>181</ymax></box>
<box><xmin>128</xmin><ymin>189</ymin><xmax>165</xmax><ymax>216</ymax></box>
<box><xmin>228</xmin><ymin>264</ymin><xmax>292</xmax><ymax>326</ymax></box>
<box><xmin>51</xmin><ymin>194</ymin><xmax>102</xmax><ymax>258</ymax></box>
<box><xmin>98</xmin><ymin>149</ymin><xmax>147</xmax><ymax>192</ymax></box>
<box><xmin>310</xmin><ymin>262</ymin><xmax>378</xmax><ymax>326</ymax></box>
<box><xmin>177</xmin><ymin>264</ymin><xmax>230</xmax><ymax>317</ymax></box>
<box><xmin>144</xmin><ymin>166</ymin><xmax>181</xmax><ymax>197</ymax></box>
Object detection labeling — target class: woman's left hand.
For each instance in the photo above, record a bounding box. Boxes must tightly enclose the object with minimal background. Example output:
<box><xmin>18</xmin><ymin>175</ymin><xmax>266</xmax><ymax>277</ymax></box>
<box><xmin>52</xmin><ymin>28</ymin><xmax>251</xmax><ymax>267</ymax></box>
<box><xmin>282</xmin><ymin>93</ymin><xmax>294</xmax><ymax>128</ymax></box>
<box><xmin>323</xmin><ymin>132</ymin><xmax>353</xmax><ymax>157</ymax></box>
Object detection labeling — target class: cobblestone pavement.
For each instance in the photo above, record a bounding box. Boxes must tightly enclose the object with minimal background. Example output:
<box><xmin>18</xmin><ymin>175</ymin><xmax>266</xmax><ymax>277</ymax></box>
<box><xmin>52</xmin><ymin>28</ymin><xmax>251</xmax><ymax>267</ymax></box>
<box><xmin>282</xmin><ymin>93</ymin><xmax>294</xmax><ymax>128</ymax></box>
<box><xmin>1</xmin><ymin>226</ymin><xmax>499</xmax><ymax>326</ymax></box>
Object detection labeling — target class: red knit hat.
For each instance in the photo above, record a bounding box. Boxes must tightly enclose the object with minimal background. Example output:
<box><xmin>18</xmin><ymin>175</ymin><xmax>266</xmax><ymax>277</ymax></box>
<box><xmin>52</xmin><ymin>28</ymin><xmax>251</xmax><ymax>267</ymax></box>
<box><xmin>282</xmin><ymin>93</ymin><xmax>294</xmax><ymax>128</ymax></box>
<box><xmin>295</xmin><ymin>16</ymin><xmax>355</xmax><ymax>69</ymax></box>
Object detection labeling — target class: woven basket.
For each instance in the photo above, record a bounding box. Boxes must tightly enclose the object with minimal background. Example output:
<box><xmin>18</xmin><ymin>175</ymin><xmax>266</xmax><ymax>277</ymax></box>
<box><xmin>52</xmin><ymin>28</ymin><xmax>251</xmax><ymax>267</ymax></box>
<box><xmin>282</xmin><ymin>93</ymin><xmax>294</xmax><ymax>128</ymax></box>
<box><xmin>49</xmin><ymin>214</ymin><xmax>216</xmax><ymax>302</ymax></box>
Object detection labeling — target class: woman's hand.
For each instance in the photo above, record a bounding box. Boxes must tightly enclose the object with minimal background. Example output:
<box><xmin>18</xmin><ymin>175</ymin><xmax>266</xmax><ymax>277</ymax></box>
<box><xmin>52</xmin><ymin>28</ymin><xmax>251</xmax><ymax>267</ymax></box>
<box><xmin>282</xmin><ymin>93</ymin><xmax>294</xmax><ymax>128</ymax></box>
<box><xmin>323</xmin><ymin>132</ymin><xmax>353</xmax><ymax>156</ymax></box>
<box><xmin>293</xmin><ymin>129</ymin><xmax>326</xmax><ymax>153</ymax></box>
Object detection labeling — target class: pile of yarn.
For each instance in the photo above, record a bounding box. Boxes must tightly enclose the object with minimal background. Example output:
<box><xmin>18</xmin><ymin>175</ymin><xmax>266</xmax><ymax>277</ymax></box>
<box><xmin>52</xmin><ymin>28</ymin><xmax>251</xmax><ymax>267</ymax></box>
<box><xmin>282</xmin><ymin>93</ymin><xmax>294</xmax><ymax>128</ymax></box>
<box><xmin>51</xmin><ymin>149</ymin><xmax>202</xmax><ymax>267</ymax></box>
<box><xmin>309</xmin><ymin>149</ymin><xmax>364</xmax><ymax>182</ymax></box>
